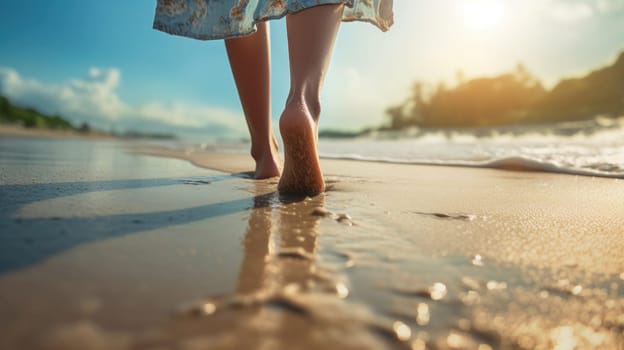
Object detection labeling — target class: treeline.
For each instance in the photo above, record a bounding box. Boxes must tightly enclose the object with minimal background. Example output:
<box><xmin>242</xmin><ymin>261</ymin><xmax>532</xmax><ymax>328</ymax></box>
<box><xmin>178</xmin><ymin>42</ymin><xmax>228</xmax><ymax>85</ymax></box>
<box><xmin>385</xmin><ymin>51</ymin><xmax>624</xmax><ymax>128</ymax></box>
<box><xmin>0</xmin><ymin>95</ymin><xmax>176</xmax><ymax>139</ymax></box>
<box><xmin>0</xmin><ymin>96</ymin><xmax>74</xmax><ymax>130</ymax></box>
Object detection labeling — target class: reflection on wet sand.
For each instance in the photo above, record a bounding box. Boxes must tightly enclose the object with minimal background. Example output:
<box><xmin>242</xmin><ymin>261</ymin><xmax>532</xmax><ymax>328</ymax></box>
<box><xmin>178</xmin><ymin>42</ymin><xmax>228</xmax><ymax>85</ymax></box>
<box><xmin>231</xmin><ymin>183</ymin><xmax>328</xmax><ymax>348</ymax></box>
<box><xmin>170</xmin><ymin>182</ymin><xmax>403</xmax><ymax>350</ymax></box>
<box><xmin>237</xmin><ymin>182</ymin><xmax>321</xmax><ymax>296</ymax></box>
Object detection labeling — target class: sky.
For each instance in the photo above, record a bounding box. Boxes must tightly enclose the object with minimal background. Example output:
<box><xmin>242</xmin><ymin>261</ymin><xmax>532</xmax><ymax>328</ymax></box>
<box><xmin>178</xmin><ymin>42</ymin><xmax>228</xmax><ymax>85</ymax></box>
<box><xmin>0</xmin><ymin>0</ymin><xmax>623</xmax><ymax>141</ymax></box>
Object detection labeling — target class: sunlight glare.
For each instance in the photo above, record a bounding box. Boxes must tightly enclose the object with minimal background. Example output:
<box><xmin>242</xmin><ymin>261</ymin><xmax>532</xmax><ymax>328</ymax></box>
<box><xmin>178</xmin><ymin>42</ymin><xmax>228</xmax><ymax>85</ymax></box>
<box><xmin>462</xmin><ymin>0</ymin><xmax>504</xmax><ymax>31</ymax></box>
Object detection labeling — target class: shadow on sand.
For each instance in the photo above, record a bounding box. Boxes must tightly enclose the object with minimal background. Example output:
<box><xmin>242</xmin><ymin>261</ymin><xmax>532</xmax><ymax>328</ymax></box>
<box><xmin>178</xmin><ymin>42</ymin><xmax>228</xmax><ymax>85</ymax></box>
<box><xmin>0</xmin><ymin>174</ymin><xmax>298</xmax><ymax>275</ymax></box>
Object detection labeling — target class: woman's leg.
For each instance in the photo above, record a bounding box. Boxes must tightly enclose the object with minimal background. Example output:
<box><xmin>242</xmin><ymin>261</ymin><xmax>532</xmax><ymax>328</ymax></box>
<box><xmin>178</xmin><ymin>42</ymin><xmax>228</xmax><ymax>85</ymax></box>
<box><xmin>225</xmin><ymin>22</ymin><xmax>280</xmax><ymax>179</ymax></box>
<box><xmin>278</xmin><ymin>4</ymin><xmax>343</xmax><ymax>195</ymax></box>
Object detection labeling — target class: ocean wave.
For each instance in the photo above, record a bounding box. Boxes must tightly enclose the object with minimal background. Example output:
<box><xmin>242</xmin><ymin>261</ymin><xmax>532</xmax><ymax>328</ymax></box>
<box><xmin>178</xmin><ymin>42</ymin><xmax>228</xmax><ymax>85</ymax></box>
<box><xmin>315</xmin><ymin>120</ymin><xmax>624</xmax><ymax>179</ymax></box>
<box><xmin>182</xmin><ymin>119</ymin><xmax>624</xmax><ymax>179</ymax></box>
<box><xmin>318</xmin><ymin>153</ymin><xmax>624</xmax><ymax>179</ymax></box>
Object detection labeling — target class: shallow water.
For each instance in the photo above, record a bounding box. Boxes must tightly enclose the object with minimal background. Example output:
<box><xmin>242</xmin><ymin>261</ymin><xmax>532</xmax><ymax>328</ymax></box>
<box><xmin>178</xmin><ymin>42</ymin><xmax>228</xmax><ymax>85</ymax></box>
<box><xmin>318</xmin><ymin>124</ymin><xmax>624</xmax><ymax>179</ymax></box>
<box><xmin>183</xmin><ymin>118</ymin><xmax>624</xmax><ymax>178</ymax></box>
<box><xmin>319</xmin><ymin>118</ymin><xmax>624</xmax><ymax>179</ymax></box>
<box><xmin>0</xmin><ymin>137</ymin><xmax>623</xmax><ymax>349</ymax></box>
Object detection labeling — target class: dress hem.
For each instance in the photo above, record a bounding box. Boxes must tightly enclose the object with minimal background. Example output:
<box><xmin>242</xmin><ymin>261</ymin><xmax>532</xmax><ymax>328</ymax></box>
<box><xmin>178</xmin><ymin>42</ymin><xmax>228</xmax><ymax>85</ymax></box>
<box><xmin>153</xmin><ymin>2</ymin><xmax>393</xmax><ymax>41</ymax></box>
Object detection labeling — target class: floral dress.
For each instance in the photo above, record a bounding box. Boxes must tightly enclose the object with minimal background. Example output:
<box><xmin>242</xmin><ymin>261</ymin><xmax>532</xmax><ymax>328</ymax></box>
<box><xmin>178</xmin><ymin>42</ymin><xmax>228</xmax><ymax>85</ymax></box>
<box><xmin>153</xmin><ymin>0</ymin><xmax>393</xmax><ymax>40</ymax></box>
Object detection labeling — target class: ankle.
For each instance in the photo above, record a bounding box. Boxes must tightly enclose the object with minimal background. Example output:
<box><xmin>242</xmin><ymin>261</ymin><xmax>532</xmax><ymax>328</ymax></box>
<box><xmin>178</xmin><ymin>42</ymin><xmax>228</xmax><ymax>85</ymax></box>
<box><xmin>284</xmin><ymin>93</ymin><xmax>321</xmax><ymax>122</ymax></box>
<box><xmin>250</xmin><ymin>144</ymin><xmax>274</xmax><ymax>162</ymax></box>
<box><xmin>250</xmin><ymin>139</ymin><xmax>281</xmax><ymax>179</ymax></box>
<box><xmin>250</xmin><ymin>132</ymin><xmax>278</xmax><ymax>159</ymax></box>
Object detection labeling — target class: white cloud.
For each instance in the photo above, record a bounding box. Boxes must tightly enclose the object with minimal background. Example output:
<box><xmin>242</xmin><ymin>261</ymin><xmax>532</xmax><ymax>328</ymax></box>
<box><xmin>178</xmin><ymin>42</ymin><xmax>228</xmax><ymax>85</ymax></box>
<box><xmin>0</xmin><ymin>67</ymin><xmax>125</xmax><ymax>122</ymax></box>
<box><xmin>135</xmin><ymin>102</ymin><xmax>243</xmax><ymax>131</ymax></box>
<box><xmin>0</xmin><ymin>67</ymin><xmax>246</xmax><ymax>137</ymax></box>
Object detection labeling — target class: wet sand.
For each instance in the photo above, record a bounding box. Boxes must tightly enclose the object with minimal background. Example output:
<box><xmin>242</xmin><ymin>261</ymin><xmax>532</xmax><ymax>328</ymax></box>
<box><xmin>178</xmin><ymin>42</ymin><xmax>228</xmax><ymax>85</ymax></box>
<box><xmin>1</xmin><ymin>138</ymin><xmax>623</xmax><ymax>349</ymax></box>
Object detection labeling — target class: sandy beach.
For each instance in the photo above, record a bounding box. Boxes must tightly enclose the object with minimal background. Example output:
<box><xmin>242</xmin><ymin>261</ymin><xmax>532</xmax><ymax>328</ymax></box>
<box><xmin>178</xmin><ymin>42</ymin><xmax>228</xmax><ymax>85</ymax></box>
<box><xmin>1</xmin><ymin>136</ymin><xmax>623</xmax><ymax>349</ymax></box>
<box><xmin>0</xmin><ymin>125</ymin><xmax>116</xmax><ymax>140</ymax></box>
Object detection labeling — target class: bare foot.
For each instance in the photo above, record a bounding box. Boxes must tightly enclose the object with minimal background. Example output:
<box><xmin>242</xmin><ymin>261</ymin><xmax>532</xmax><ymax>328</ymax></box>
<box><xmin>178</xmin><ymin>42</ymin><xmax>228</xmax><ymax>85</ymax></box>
<box><xmin>252</xmin><ymin>135</ymin><xmax>281</xmax><ymax>179</ymax></box>
<box><xmin>278</xmin><ymin>102</ymin><xmax>325</xmax><ymax>196</ymax></box>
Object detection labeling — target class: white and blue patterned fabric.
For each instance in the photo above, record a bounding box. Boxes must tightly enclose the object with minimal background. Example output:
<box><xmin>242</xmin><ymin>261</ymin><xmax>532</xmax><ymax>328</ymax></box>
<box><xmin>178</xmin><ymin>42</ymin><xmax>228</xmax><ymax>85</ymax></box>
<box><xmin>153</xmin><ymin>0</ymin><xmax>393</xmax><ymax>40</ymax></box>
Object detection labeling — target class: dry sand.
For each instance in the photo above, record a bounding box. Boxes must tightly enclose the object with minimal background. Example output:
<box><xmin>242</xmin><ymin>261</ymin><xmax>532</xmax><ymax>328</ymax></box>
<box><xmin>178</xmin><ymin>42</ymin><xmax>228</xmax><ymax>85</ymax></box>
<box><xmin>1</xmin><ymin>139</ymin><xmax>623</xmax><ymax>349</ymax></box>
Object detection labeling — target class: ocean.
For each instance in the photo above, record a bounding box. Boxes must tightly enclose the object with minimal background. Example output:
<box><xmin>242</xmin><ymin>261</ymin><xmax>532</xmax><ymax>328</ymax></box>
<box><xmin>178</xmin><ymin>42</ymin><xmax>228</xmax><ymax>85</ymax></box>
<box><xmin>184</xmin><ymin>117</ymin><xmax>624</xmax><ymax>179</ymax></box>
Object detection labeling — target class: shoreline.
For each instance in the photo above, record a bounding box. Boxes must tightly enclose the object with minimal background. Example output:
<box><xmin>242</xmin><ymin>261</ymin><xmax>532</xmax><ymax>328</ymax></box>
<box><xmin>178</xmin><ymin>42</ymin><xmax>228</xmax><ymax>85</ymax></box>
<box><xmin>0</xmin><ymin>124</ymin><xmax>116</xmax><ymax>140</ymax></box>
<box><xmin>136</xmin><ymin>144</ymin><xmax>624</xmax><ymax>274</ymax></box>
<box><xmin>0</xmin><ymin>124</ymin><xmax>175</xmax><ymax>141</ymax></box>
<box><xmin>6</xmin><ymin>124</ymin><xmax>622</xmax><ymax>180</ymax></box>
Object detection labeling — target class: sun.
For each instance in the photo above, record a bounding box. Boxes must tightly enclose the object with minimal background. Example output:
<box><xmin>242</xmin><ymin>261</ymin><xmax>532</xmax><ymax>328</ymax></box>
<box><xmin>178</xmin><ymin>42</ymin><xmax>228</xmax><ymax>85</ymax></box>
<box><xmin>462</xmin><ymin>0</ymin><xmax>504</xmax><ymax>31</ymax></box>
